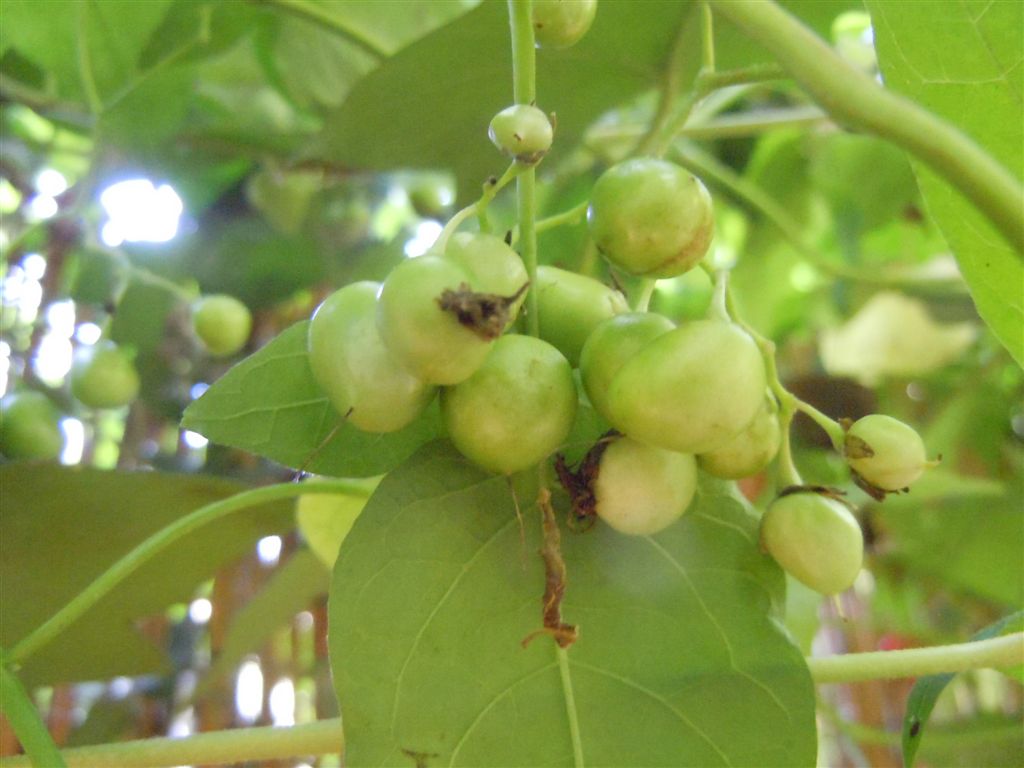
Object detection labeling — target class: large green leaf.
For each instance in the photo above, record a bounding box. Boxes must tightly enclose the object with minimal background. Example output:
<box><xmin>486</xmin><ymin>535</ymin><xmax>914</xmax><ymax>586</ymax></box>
<box><xmin>867</xmin><ymin>0</ymin><xmax>1024</xmax><ymax>366</ymax></box>
<box><xmin>182</xmin><ymin>322</ymin><xmax>443</xmax><ymax>478</ymax></box>
<box><xmin>329</xmin><ymin>441</ymin><xmax>815</xmax><ymax>766</ymax></box>
<box><xmin>0</xmin><ymin>465</ymin><xmax>292</xmax><ymax>686</ymax></box>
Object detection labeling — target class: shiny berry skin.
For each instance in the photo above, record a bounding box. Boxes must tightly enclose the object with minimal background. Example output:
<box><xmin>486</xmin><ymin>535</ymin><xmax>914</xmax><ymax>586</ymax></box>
<box><xmin>192</xmin><ymin>294</ymin><xmax>252</xmax><ymax>357</ymax></box>
<box><xmin>535</xmin><ymin>265</ymin><xmax>629</xmax><ymax>366</ymax></box>
<box><xmin>308</xmin><ymin>282</ymin><xmax>436</xmax><ymax>433</ymax></box>
<box><xmin>579</xmin><ymin>312</ymin><xmax>674</xmax><ymax>420</ymax></box>
<box><xmin>70</xmin><ymin>341</ymin><xmax>140</xmax><ymax>409</ymax></box>
<box><xmin>844</xmin><ymin>414</ymin><xmax>929</xmax><ymax>491</ymax></box>
<box><xmin>532</xmin><ymin>0</ymin><xmax>598</xmax><ymax>49</ymax></box>
<box><xmin>441</xmin><ymin>334</ymin><xmax>576</xmax><ymax>475</ymax></box>
<box><xmin>587</xmin><ymin>158</ymin><xmax>714</xmax><ymax>278</ymax></box>
<box><xmin>488</xmin><ymin>105</ymin><xmax>553</xmax><ymax>164</ymax></box>
<box><xmin>594</xmin><ymin>436</ymin><xmax>697</xmax><ymax>536</ymax></box>
<box><xmin>605</xmin><ymin>320</ymin><xmax>766</xmax><ymax>454</ymax></box>
<box><xmin>0</xmin><ymin>391</ymin><xmax>63</xmax><ymax>460</ymax></box>
<box><xmin>699</xmin><ymin>401</ymin><xmax>781</xmax><ymax>480</ymax></box>
<box><xmin>760</xmin><ymin>491</ymin><xmax>864</xmax><ymax>595</ymax></box>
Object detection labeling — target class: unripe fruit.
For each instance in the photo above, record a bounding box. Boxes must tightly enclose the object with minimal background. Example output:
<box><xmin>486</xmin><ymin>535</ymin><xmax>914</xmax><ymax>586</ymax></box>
<box><xmin>192</xmin><ymin>294</ymin><xmax>252</xmax><ymax>357</ymax></box>
<box><xmin>532</xmin><ymin>0</ymin><xmax>598</xmax><ymax>49</ymax></box>
<box><xmin>309</xmin><ymin>282</ymin><xmax>436</xmax><ymax>433</ymax></box>
<box><xmin>535</xmin><ymin>265</ymin><xmax>629</xmax><ymax>366</ymax></box>
<box><xmin>605</xmin><ymin>320</ymin><xmax>766</xmax><ymax>454</ymax></box>
<box><xmin>0</xmin><ymin>391</ymin><xmax>63</xmax><ymax>460</ymax></box>
<box><xmin>594</xmin><ymin>436</ymin><xmax>697</xmax><ymax>536</ymax></box>
<box><xmin>760</xmin><ymin>491</ymin><xmax>864</xmax><ymax>595</ymax></box>
<box><xmin>587</xmin><ymin>158</ymin><xmax>714</xmax><ymax>278</ymax></box>
<box><xmin>377</xmin><ymin>256</ymin><xmax>490</xmax><ymax>385</ymax></box>
<box><xmin>444</xmin><ymin>232</ymin><xmax>529</xmax><ymax>316</ymax></box>
<box><xmin>699</xmin><ymin>401</ymin><xmax>781</xmax><ymax>480</ymax></box>
<box><xmin>844</xmin><ymin>414</ymin><xmax>929</xmax><ymax>491</ymax></box>
<box><xmin>441</xmin><ymin>334</ymin><xmax>576</xmax><ymax>475</ymax></box>
<box><xmin>70</xmin><ymin>341</ymin><xmax>140</xmax><ymax>409</ymax></box>
<box><xmin>579</xmin><ymin>312</ymin><xmax>674</xmax><ymax>419</ymax></box>
<box><xmin>488</xmin><ymin>105</ymin><xmax>553</xmax><ymax>164</ymax></box>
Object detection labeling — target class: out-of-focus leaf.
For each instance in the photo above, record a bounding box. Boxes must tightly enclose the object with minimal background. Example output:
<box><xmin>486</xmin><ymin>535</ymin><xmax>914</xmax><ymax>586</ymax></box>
<box><xmin>902</xmin><ymin>611</ymin><xmax>1024</xmax><ymax>768</ymax></box>
<box><xmin>873</xmin><ymin>488</ymin><xmax>1023</xmax><ymax>607</ymax></box>
<box><xmin>867</xmin><ymin>0</ymin><xmax>1024</xmax><ymax>366</ymax></box>
<box><xmin>99</xmin><ymin>67</ymin><xmax>195</xmax><ymax>150</ymax></box>
<box><xmin>0</xmin><ymin>466</ymin><xmax>292</xmax><ymax>686</ymax></box>
<box><xmin>809</xmin><ymin>132</ymin><xmax>919</xmax><ymax>237</ymax></box>
<box><xmin>0</xmin><ymin>0</ymin><xmax>172</xmax><ymax>104</ymax></box>
<box><xmin>330</xmin><ymin>441</ymin><xmax>815</xmax><ymax>766</ymax></box>
<box><xmin>195</xmin><ymin>549</ymin><xmax>330</xmax><ymax>699</ymax></box>
<box><xmin>182</xmin><ymin>322</ymin><xmax>443</xmax><ymax>478</ymax></box>
<box><xmin>820</xmin><ymin>292</ymin><xmax>977</xmax><ymax>385</ymax></box>
<box><xmin>317</xmin><ymin>0</ymin><xmax>854</xmax><ymax>203</ymax></box>
<box><xmin>296</xmin><ymin>490</ymin><xmax>375</xmax><ymax>568</ymax></box>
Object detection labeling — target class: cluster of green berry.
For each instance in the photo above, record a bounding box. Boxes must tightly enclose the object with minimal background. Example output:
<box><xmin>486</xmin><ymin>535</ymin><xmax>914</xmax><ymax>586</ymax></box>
<box><xmin>0</xmin><ymin>293</ymin><xmax>251</xmax><ymax>461</ymax></box>
<box><xmin>300</xmin><ymin>0</ymin><xmax>934</xmax><ymax>602</ymax></box>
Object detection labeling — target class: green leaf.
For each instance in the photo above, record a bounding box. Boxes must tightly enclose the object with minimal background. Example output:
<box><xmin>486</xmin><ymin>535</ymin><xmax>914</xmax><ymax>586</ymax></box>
<box><xmin>330</xmin><ymin>441</ymin><xmax>815</xmax><ymax>766</ymax></box>
<box><xmin>0</xmin><ymin>0</ymin><xmax>173</xmax><ymax>105</ymax></box>
<box><xmin>0</xmin><ymin>465</ymin><xmax>293</xmax><ymax>686</ymax></box>
<box><xmin>195</xmin><ymin>548</ymin><xmax>330</xmax><ymax>699</ymax></box>
<box><xmin>867</xmin><ymin>0</ymin><xmax>1024</xmax><ymax>366</ymax></box>
<box><xmin>873</xmin><ymin>484</ymin><xmax>1024</xmax><ymax>607</ymax></box>
<box><xmin>902</xmin><ymin>611</ymin><xmax>1024</xmax><ymax>768</ymax></box>
<box><xmin>182</xmin><ymin>322</ymin><xmax>443</xmax><ymax>478</ymax></box>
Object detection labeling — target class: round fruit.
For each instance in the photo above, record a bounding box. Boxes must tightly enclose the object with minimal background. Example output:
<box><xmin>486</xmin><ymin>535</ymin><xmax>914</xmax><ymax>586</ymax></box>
<box><xmin>192</xmin><ymin>294</ymin><xmax>252</xmax><ymax>357</ymax></box>
<box><xmin>594</xmin><ymin>436</ymin><xmax>697</xmax><ymax>536</ymax></box>
<box><xmin>488</xmin><ymin>105</ymin><xmax>553</xmax><ymax>164</ymax></box>
<box><xmin>579</xmin><ymin>312</ymin><xmax>674</xmax><ymax>419</ymax></box>
<box><xmin>70</xmin><ymin>341</ymin><xmax>140</xmax><ymax>409</ymax></box>
<box><xmin>532</xmin><ymin>0</ymin><xmax>598</xmax><ymax>48</ymax></box>
<box><xmin>376</xmin><ymin>256</ymin><xmax>490</xmax><ymax>385</ymax></box>
<box><xmin>844</xmin><ymin>414</ymin><xmax>928</xmax><ymax>491</ymax></box>
<box><xmin>535</xmin><ymin>265</ymin><xmax>629</xmax><ymax>366</ymax></box>
<box><xmin>0</xmin><ymin>391</ymin><xmax>63</xmax><ymax>460</ymax></box>
<box><xmin>699</xmin><ymin>400</ymin><xmax>781</xmax><ymax>480</ymax></box>
<box><xmin>444</xmin><ymin>232</ymin><xmax>530</xmax><ymax>316</ymax></box>
<box><xmin>441</xmin><ymin>334</ymin><xmax>576</xmax><ymax>475</ymax></box>
<box><xmin>408</xmin><ymin>176</ymin><xmax>453</xmax><ymax>220</ymax></box>
<box><xmin>587</xmin><ymin>158</ymin><xmax>714</xmax><ymax>278</ymax></box>
<box><xmin>760</xmin><ymin>490</ymin><xmax>863</xmax><ymax>595</ymax></box>
<box><xmin>605</xmin><ymin>319</ymin><xmax>766</xmax><ymax>454</ymax></box>
<box><xmin>309</xmin><ymin>282</ymin><xmax>436</xmax><ymax>433</ymax></box>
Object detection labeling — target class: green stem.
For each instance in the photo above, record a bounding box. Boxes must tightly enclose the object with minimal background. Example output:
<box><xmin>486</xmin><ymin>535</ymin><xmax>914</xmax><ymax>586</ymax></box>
<box><xmin>633</xmin><ymin>279</ymin><xmax>657</xmax><ymax>313</ymax></box>
<box><xmin>794</xmin><ymin>400</ymin><xmax>845</xmax><ymax>451</ymax></box>
<box><xmin>682</xmin><ymin>105</ymin><xmax>825</xmax><ymax>140</ymax></box>
<box><xmin>509</xmin><ymin>0</ymin><xmax>540</xmax><ymax>338</ymax></box>
<box><xmin>557</xmin><ymin>647</ymin><xmax>585</xmax><ymax>768</ymax></box>
<box><xmin>254</xmin><ymin>0</ymin><xmax>388</xmax><ymax>60</ymax></box>
<box><xmin>432</xmin><ymin>163</ymin><xmax>521</xmax><ymax>253</ymax></box>
<box><xmin>698</xmin><ymin>62</ymin><xmax>786</xmax><ymax>90</ymax></box>
<box><xmin>76</xmin><ymin>2</ymin><xmax>103</xmax><ymax>116</ymax></box>
<box><xmin>808</xmin><ymin>633</ymin><xmax>1024</xmax><ymax>684</ymax></box>
<box><xmin>0</xmin><ymin>718</ymin><xmax>344</xmax><ymax>768</ymax></box>
<box><xmin>0</xmin><ymin>665</ymin><xmax>65</xmax><ymax>768</ymax></box>
<box><xmin>6</xmin><ymin>480</ymin><xmax>367</xmax><ymax>666</ymax></box>
<box><xmin>700</xmin><ymin>2</ymin><xmax>715</xmax><ymax>73</ymax></box>
<box><xmin>707</xmin><ymin>0</ymin><xmax>1024</xmax><ymax>255</ymax></box>
<box><xmin>633</xmin><ymin>15</ymin><xmax>692</xmax><ymax>157</ymax></box>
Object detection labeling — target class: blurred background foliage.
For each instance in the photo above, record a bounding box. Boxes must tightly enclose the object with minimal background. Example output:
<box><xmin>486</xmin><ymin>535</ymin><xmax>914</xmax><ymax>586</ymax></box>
<box><xmin>0</xmin><ymin>1</ymin><xmax>1020</xmax><ymax>766</ymax></box>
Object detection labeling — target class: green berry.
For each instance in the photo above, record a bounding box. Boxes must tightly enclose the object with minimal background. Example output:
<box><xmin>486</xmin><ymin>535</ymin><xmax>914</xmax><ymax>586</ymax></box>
<box><xmin>588</xmin><ymin>158</ymin><xmax>714</xmax><ymax>278</ymax></box>
<box><xmin>844</xmin><ymin>414</ymin><xmax>929</xmax><ymax>491</ymax></box>
<box><xmin>535</xmin><ymin>265</ymin><xmax>629</xmax><ymax>366</ymax></box>
<box><xmin>70</xmin><ymin>341</ymin><xmax>140</xmax><ymax>409</ymax></box>
<box><xmin>488</xmin><ymin>105</ymin><xmax>554</xmax><ymax>164</ymax></box>
<box><xmin>532</xmin><ymin>0</ymin><xmax>598</xmax><ymax>49</ymax></box>
<box><xmin>192</xmin><ymin>294</ymin><xmax>252</xmax><ymax>357</ymax></box>
<box><xmin>0</xmin><ymin>391</ymin><xmax>64</xmax><ymax>461</ymax></box>
<box><xmin>760</xmin><ymin>490</ymin><xmax>863</xmax><ymax>595</ymax></box>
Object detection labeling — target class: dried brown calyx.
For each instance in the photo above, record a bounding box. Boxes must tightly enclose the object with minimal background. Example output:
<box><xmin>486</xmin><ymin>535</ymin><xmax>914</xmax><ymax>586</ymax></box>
<box><xmin>436</xmin><ymin>281</ymin><xmax>529</xmax><ymax>340</ymax></box>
